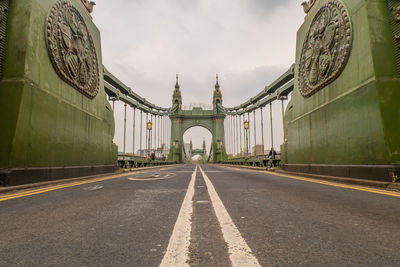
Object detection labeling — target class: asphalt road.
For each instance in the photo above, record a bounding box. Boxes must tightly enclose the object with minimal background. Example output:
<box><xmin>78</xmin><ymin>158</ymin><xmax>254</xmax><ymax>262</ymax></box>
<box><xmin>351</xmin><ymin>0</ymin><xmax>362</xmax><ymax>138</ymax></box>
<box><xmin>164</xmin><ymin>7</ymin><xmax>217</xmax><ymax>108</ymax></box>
<box><xmin>0</xmin><ymin>164</ymin><xmax>399</xmax><ymax>266</ymax></box>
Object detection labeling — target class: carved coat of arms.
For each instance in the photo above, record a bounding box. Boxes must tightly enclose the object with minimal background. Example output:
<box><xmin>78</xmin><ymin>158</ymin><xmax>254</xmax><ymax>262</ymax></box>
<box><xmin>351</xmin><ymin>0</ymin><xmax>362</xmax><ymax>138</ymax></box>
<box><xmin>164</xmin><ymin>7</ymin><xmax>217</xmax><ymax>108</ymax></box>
<box><xmin>299</xmin><ymin>0</ymin><xmax>352</xmax><ymax>97</ymax></box>
<box><xmin>46</xmin><ymin>0</ymin><xmax>99</xmax><ymax>98</ymax></box>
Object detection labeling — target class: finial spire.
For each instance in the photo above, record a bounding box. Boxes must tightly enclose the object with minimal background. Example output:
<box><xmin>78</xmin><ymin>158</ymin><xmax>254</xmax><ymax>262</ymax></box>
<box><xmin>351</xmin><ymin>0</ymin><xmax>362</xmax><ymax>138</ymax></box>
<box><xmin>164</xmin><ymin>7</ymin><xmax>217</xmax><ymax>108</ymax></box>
<box><xmin>175</xmin><ymin>73</ymin><xmax>180</xmax><ymax>89</ymax></box>
<box><xmin>215</xmin><ymin>73</ymin><xmax>220</xmax><ymax>89</ymax></box>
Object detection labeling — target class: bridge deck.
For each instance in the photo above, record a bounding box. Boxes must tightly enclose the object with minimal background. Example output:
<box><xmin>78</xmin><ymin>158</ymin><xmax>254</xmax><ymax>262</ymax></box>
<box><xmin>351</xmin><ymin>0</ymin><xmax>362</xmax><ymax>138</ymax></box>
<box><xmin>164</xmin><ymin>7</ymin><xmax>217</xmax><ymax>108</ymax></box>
<box><xmin>1</xmin><ymin>164</ymin><xmax>399</xmax><ymax>266</ymax></box>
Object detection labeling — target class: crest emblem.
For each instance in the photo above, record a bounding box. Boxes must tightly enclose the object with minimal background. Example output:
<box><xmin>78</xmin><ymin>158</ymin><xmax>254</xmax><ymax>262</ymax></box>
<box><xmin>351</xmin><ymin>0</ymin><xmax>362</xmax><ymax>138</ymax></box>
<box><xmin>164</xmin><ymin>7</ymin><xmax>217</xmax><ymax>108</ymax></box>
<box><xmin>299</xmin><ymin>0</ymin><xmax>352</xmax><ymax>97</ymax></box>
<box><xmin>46</xmin><ymin>0</ymin><xmax>99</xmax><ymax>98</ymax></box>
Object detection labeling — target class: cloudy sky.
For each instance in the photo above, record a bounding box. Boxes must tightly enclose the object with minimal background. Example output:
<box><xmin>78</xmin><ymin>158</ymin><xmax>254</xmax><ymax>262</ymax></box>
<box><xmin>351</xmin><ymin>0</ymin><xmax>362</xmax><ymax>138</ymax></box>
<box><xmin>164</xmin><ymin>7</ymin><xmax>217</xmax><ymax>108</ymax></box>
<box><xmin>92</xmin><ymin>0</ymin><xmax>305</xmax><ymax>154</ymax></box>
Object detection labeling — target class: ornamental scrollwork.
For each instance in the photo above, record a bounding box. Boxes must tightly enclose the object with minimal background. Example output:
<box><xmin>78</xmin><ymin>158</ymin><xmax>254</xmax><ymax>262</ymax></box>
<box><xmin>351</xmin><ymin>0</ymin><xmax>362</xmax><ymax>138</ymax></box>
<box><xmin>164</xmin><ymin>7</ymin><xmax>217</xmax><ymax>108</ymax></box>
<box><xmin>80</xmin><ymin>0</ymin><xmax>96</xmax><ymax>14</ymax></box>
<box><xmin>0</xmin><ymin>0</ymin><xmax>8</xmax><ymax>79</ymax></box>
<box><xmin>0</xmin><ymin>6</ymin><xmax>6</xmax><ymax>42</ymax></box>
<box><xmin>301</xmin><ymin>0</ymin><xmax>317</xmax><ymax>14</ymax></box>
<box><xmin>387</xmin><ymin>0</ymin><xmax>400</xmax><ymax>76</ymax></box>
<box><xmin>298</xmin><ymin>0</ymin><xmax>352</xmax><ymax>97</ymax></box>
<box><xmin>46</xmin><ymin>0</ymin><xmax>99</xmax><ymax>98</ymax></box>
<box><xmin>0</xmin><ymin>6</ymin><xmax>7</xmax><ymax>23</ymax></box>
<box><xmin>391</xmin><ymin>6</ymin><xmax>400</xmax><ymax>21</ymax></box>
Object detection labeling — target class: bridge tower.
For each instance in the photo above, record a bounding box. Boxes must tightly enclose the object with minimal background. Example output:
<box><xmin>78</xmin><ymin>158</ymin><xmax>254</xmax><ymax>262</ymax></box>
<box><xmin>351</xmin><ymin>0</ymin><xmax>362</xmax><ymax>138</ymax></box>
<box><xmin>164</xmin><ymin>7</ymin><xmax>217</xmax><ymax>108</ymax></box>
<box><xmin>0</xmin><ymin>0</ymin><xmax>117</xmax><ymax>186</ymax></box>
<box><xmin>168</xmin><ymin>75</ymin><xmax>227</xmax><ymax>163</ymax></box>
<box><xmin>281</xmin><ymin>0</ymin><xmax>400</xmax><ymax>181</ymax></box>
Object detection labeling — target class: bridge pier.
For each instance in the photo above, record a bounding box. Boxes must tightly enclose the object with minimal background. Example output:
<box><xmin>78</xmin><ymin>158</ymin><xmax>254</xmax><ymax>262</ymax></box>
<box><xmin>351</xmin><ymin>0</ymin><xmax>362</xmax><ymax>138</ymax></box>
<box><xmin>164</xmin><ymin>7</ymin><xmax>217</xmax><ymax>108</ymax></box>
<box><xmin>0</xmin><ymin>0</ymin><xmax>117</xmax><ymax>186</ymax></box>
<box><xmin>281</xmin><ymin>0</ymin><xmax>400</xmax><ymax>181</ymax></box>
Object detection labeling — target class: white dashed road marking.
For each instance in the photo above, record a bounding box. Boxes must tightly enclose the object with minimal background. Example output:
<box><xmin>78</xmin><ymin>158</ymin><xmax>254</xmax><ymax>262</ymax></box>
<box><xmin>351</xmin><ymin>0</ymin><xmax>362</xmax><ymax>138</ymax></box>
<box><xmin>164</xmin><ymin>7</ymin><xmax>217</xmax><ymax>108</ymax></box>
<box><xmin>127</xmin><ymin>173</ymin><xmax>176</xmax><ymax>181</ymax></box>
<box><xmin>83</xmin><ymin>185</ymin><xmax>103</xmax><ymax>191</ymax></box>
<box><xmin>199</xmin><ymin>166</ymin><xmax>261</xmax><ymax>267</ymax></box>
<box><xmin>159</xmin><ymin>166</ymin><xmax>197</xmax><ymax>267</ymax></box>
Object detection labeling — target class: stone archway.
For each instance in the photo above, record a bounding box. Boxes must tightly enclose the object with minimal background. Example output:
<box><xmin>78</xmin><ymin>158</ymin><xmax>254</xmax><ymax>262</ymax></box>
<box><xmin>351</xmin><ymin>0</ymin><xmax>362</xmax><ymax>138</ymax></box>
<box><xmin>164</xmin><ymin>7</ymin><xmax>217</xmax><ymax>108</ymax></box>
<box><xmin>168</xmin><ymin>108</ymin><xmax>227</xmax><ymax>163</ymax></box>
<box><xmin>168</xmin><ymin>75</ymin><xmax>227</xmax><ymax>163</ymax></box>
<box><xmin>183</xmin><ymin>126</ymin><xmax>211</xmax><ymax>163</ymax></box>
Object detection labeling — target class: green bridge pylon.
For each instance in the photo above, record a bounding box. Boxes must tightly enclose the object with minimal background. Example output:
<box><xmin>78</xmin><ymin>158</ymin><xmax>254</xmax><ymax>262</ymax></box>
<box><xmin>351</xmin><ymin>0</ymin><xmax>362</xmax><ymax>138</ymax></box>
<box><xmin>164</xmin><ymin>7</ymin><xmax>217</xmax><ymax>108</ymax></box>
<box><xmin>187</xmin><ymin>139</ymin><xmax>208</xmax><ymax>164</ymax></box>
<box><xmin>168</xmin><ymin>75</ymin><xmax>227</xmax><ymax>163</ymax></box>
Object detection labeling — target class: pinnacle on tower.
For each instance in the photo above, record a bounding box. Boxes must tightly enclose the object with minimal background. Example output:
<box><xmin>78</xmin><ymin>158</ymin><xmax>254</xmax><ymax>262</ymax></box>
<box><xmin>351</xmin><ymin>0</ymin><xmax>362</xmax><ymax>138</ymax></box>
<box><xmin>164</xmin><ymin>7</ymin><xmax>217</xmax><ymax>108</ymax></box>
<box><xmin>213</xmin><ymin>73</ymin><xmax>223</xmax><ymax>108</ymax></box>
<box><xmin>175</xmin><ymin>74</ymin><xmax>180</xmax><ymax>90</ymax></box>
<box><xmin>172</xmin><ymin>73</ymin><xmax>182</xmax><ymax>108</ymax></box>
<box><xmin>215</xmin><ymin>73</ymin><xmax>220</xmax><ymax>89</ymax></box>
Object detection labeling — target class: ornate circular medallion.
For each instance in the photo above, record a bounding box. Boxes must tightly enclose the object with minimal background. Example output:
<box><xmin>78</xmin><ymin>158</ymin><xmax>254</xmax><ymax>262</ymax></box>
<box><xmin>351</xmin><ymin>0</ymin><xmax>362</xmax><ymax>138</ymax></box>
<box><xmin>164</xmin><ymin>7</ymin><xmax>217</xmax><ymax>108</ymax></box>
<box><xmin>46</xmin><ymin>0</ymin><xmax>99</xmax><ymax>98</ymax></box>
<box><xmin>298</xmin><ymin>0</ymin><xmax>352</xmax><ymax>97</ymax></box>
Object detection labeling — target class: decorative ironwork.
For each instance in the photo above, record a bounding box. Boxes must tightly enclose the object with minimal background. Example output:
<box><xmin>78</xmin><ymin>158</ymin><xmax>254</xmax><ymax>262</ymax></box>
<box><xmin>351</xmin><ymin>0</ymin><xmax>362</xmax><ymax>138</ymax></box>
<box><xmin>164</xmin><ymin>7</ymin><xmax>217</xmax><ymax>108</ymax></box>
<box><xmin>391</xmin><ymin>5</ymin><xmax>400</xmax><ymax>21</ymax></box>
<box><xmin>80</xmin><ymin>0</ymin><xmax>96</xmax><ymax>14</ymax></box>
<box><xmin>301</xmin><ymin>0</ymin><xmax>317</xmax><ymax>14</ymax></box>
<box><xmin>0</xmin><ymin>0</ymin><xmax>9</xmax><ymax>80</ymax></box>
<box><xmin>387</xmin><ymin>0</ymin><xmax>400</xmax><ymax>76</ymax></box>
<box><xmin>298</xmin><ymin>0</ymin><xmax>352</xmax><ymax>97</ymax></box>
<box><xmin>46</xmin><ymin>0</ymin><xmax>99</xmax><ymax>98</ymax></box>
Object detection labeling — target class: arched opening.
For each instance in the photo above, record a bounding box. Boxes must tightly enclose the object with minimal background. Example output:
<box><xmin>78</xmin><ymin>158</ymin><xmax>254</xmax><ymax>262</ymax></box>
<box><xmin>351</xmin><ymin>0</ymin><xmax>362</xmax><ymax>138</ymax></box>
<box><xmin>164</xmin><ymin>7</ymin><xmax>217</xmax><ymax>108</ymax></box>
<box><xmin>183</xmin><ymin>126</ymin><xmax>212</xmax><ymax>162</ymax></box>
<box><xmin>191</xmin><ymin>154</ymin><xmax>204</xmax><ymax>163</ymax></box>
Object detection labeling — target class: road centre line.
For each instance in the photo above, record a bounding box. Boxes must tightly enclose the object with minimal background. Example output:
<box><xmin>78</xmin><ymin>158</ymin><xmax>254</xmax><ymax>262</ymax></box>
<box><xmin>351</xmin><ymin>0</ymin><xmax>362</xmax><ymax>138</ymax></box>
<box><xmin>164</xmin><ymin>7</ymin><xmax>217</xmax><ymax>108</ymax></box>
<box><xmin>199</xmin><ymin>166</ymin><xmax>261</xmax><ymax>267</ymax></box>
<box><xmin>159</xmin><ymin>165</ymin><xmax>197</xmax><ymax>267</ymax></box>
<box><xmin>0</xmin><ymin>168</ymin><xmax>171</xmax><ymax>202</ymax></box>
<box><xmin>127</xmin><ymin>175</ymin><xmax>175</xmax><ymax>181</ymax></box>
<box><xmin>174</xmin><ymin>170</ymin><xmax>223</xmax><ymax>173</ymax></box>
<box><xmin>220</xmin><ymin>166</ymin><xmax>400</xmax><ymax>198</ymax></box>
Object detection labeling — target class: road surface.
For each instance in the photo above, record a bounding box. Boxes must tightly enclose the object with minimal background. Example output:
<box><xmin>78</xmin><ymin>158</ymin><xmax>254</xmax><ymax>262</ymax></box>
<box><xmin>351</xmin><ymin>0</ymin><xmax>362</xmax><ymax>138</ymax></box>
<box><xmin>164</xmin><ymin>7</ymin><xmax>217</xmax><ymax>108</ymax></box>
<box><xmin>1</xmin><ymin>164</ymin><xmax>399</xmax><ymax>266</ymax></box>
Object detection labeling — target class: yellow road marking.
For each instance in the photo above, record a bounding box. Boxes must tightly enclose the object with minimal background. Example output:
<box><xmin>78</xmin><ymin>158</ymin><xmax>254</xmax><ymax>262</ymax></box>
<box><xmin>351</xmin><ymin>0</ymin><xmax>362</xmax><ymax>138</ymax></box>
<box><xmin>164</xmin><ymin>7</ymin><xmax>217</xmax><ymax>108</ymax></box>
<box><xmin>0</xmin><ymin>167</ymin><xmax>172</xmax><ymax>202</ymax></box>
<box><xmin>221</xmin><ymin>166</ymin><xmax>400</xmax><ymax>198</ymax></box>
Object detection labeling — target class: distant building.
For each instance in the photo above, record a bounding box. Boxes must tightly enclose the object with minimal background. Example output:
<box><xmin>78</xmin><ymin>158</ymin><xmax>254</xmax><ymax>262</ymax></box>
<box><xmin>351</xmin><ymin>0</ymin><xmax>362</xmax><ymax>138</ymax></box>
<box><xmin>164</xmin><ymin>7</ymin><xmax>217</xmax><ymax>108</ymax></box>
<box><xmin>136</xmin><ymin>149</ymin><xmax>148</xmax><ymax>156</ymax></box>
<box><xmin>137</xmin><ymin>144</ymin><xmax>169</xmax><ymax>159</ymax></box>
<box><xmin>252</xmin><ymin>145</ymin><xmax>265</xmax><ymax>156</ymax></box>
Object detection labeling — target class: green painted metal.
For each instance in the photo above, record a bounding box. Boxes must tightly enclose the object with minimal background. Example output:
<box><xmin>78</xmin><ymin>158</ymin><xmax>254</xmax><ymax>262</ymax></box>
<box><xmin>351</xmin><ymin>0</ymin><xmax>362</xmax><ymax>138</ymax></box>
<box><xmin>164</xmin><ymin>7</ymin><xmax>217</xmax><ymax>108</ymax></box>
<box><xmin>2</xmin><ymin>0</ymin><xmax>398</xmax><ymax>186</ymax></box>
<box><xmin>222</xmin><ymin>156</ymin><xmax>280</xmax><ymax>168</ymax></box>
<box><xmin>281</xmin><ymin>0</ymin><xmax>400</xmax><ymax>181</ymax></box>
<box><xmin>117</xmin><ymin>154</ymin><xmax>175</xmax><ymax>168</ymax></box>
<box><xmin>225</xmin><ymin>65</ymin><xmax>295</xmax><ymax>114</ymax></box>
<box><xmin>0</xmin><ymin>0</ymin><xmax>117</xmax><ymax>185</ymax></box>
<box><xmin>187</xmin><ymin>140</ymin><xmax>207</xmax><ymax>164</ymax></box>
<box><xmin>168</xmin><ymin>78</ymin><xmax>227</xmax><ymax>163</ymax></box>
<box><xmin>103</xmin><ymin>67</ymin><xmax>169</xmax><ymax>115</ymax></box>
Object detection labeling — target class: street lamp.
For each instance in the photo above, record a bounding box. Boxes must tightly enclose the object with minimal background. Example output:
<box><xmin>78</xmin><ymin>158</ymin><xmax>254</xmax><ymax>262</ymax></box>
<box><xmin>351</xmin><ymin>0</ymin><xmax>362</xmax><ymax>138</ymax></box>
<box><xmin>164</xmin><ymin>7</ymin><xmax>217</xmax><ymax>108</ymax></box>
<box><xmin>147</xmin><ymin>121</ymin><xmax>152</xmax><ymax>157</ymax></box>
<box><xmin>244</xmin><ymin>120</ymin><xmax>249</xmax><ymax>156</ymax></box>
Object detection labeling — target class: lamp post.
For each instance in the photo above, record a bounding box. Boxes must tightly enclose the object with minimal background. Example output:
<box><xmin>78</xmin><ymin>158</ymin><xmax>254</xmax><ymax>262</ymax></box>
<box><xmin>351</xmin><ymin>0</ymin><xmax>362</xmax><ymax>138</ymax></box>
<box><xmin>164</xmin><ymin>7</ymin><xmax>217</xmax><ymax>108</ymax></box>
<box><xmin>147</xmin><ymin>120</ymin><xmax>152</xmax><ymax>157</ymax></box>
<box><xmin>244</xmin><ymin>120</ymin><xmax>249</xmax><ymax>156</ymax></box>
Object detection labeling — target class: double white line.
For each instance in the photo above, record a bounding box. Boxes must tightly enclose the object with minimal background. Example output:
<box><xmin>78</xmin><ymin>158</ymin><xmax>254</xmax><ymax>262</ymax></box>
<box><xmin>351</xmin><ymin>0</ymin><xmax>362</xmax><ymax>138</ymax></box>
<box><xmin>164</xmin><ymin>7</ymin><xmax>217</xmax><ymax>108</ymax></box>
<box><xmin>160</xmin><ymin>165</ymin><xmax>260</xmax><ymax>267</ymax></box>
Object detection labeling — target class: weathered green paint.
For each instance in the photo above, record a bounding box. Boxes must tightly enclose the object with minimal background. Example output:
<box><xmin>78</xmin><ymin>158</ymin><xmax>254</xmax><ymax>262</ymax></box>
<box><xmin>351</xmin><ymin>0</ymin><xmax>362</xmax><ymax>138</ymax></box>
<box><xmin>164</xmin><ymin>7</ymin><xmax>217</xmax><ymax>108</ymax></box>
<box><xmin>0</xmin><ymin>0</ymin><xmax>117</xmax><ymax>185</ymax></box>
<box><xmin>168</xmin><ymin>79</ymin><xmax>227</xmax><ymax>163</ymax></box>
<box><xmin>281</xmin><ymin>0</ymin><xmax>400</xmax><ymax>180</ymax></box>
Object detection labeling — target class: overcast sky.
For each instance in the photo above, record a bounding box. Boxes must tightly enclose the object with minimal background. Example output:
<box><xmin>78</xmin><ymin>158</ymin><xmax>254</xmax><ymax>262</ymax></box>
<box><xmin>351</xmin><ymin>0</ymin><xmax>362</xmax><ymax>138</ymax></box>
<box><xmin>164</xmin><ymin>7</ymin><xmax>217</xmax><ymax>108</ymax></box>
<box><xmin>92</xmin><ymin>0</ymin><xmax>305</xmax><ymax>154</ymax></box>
